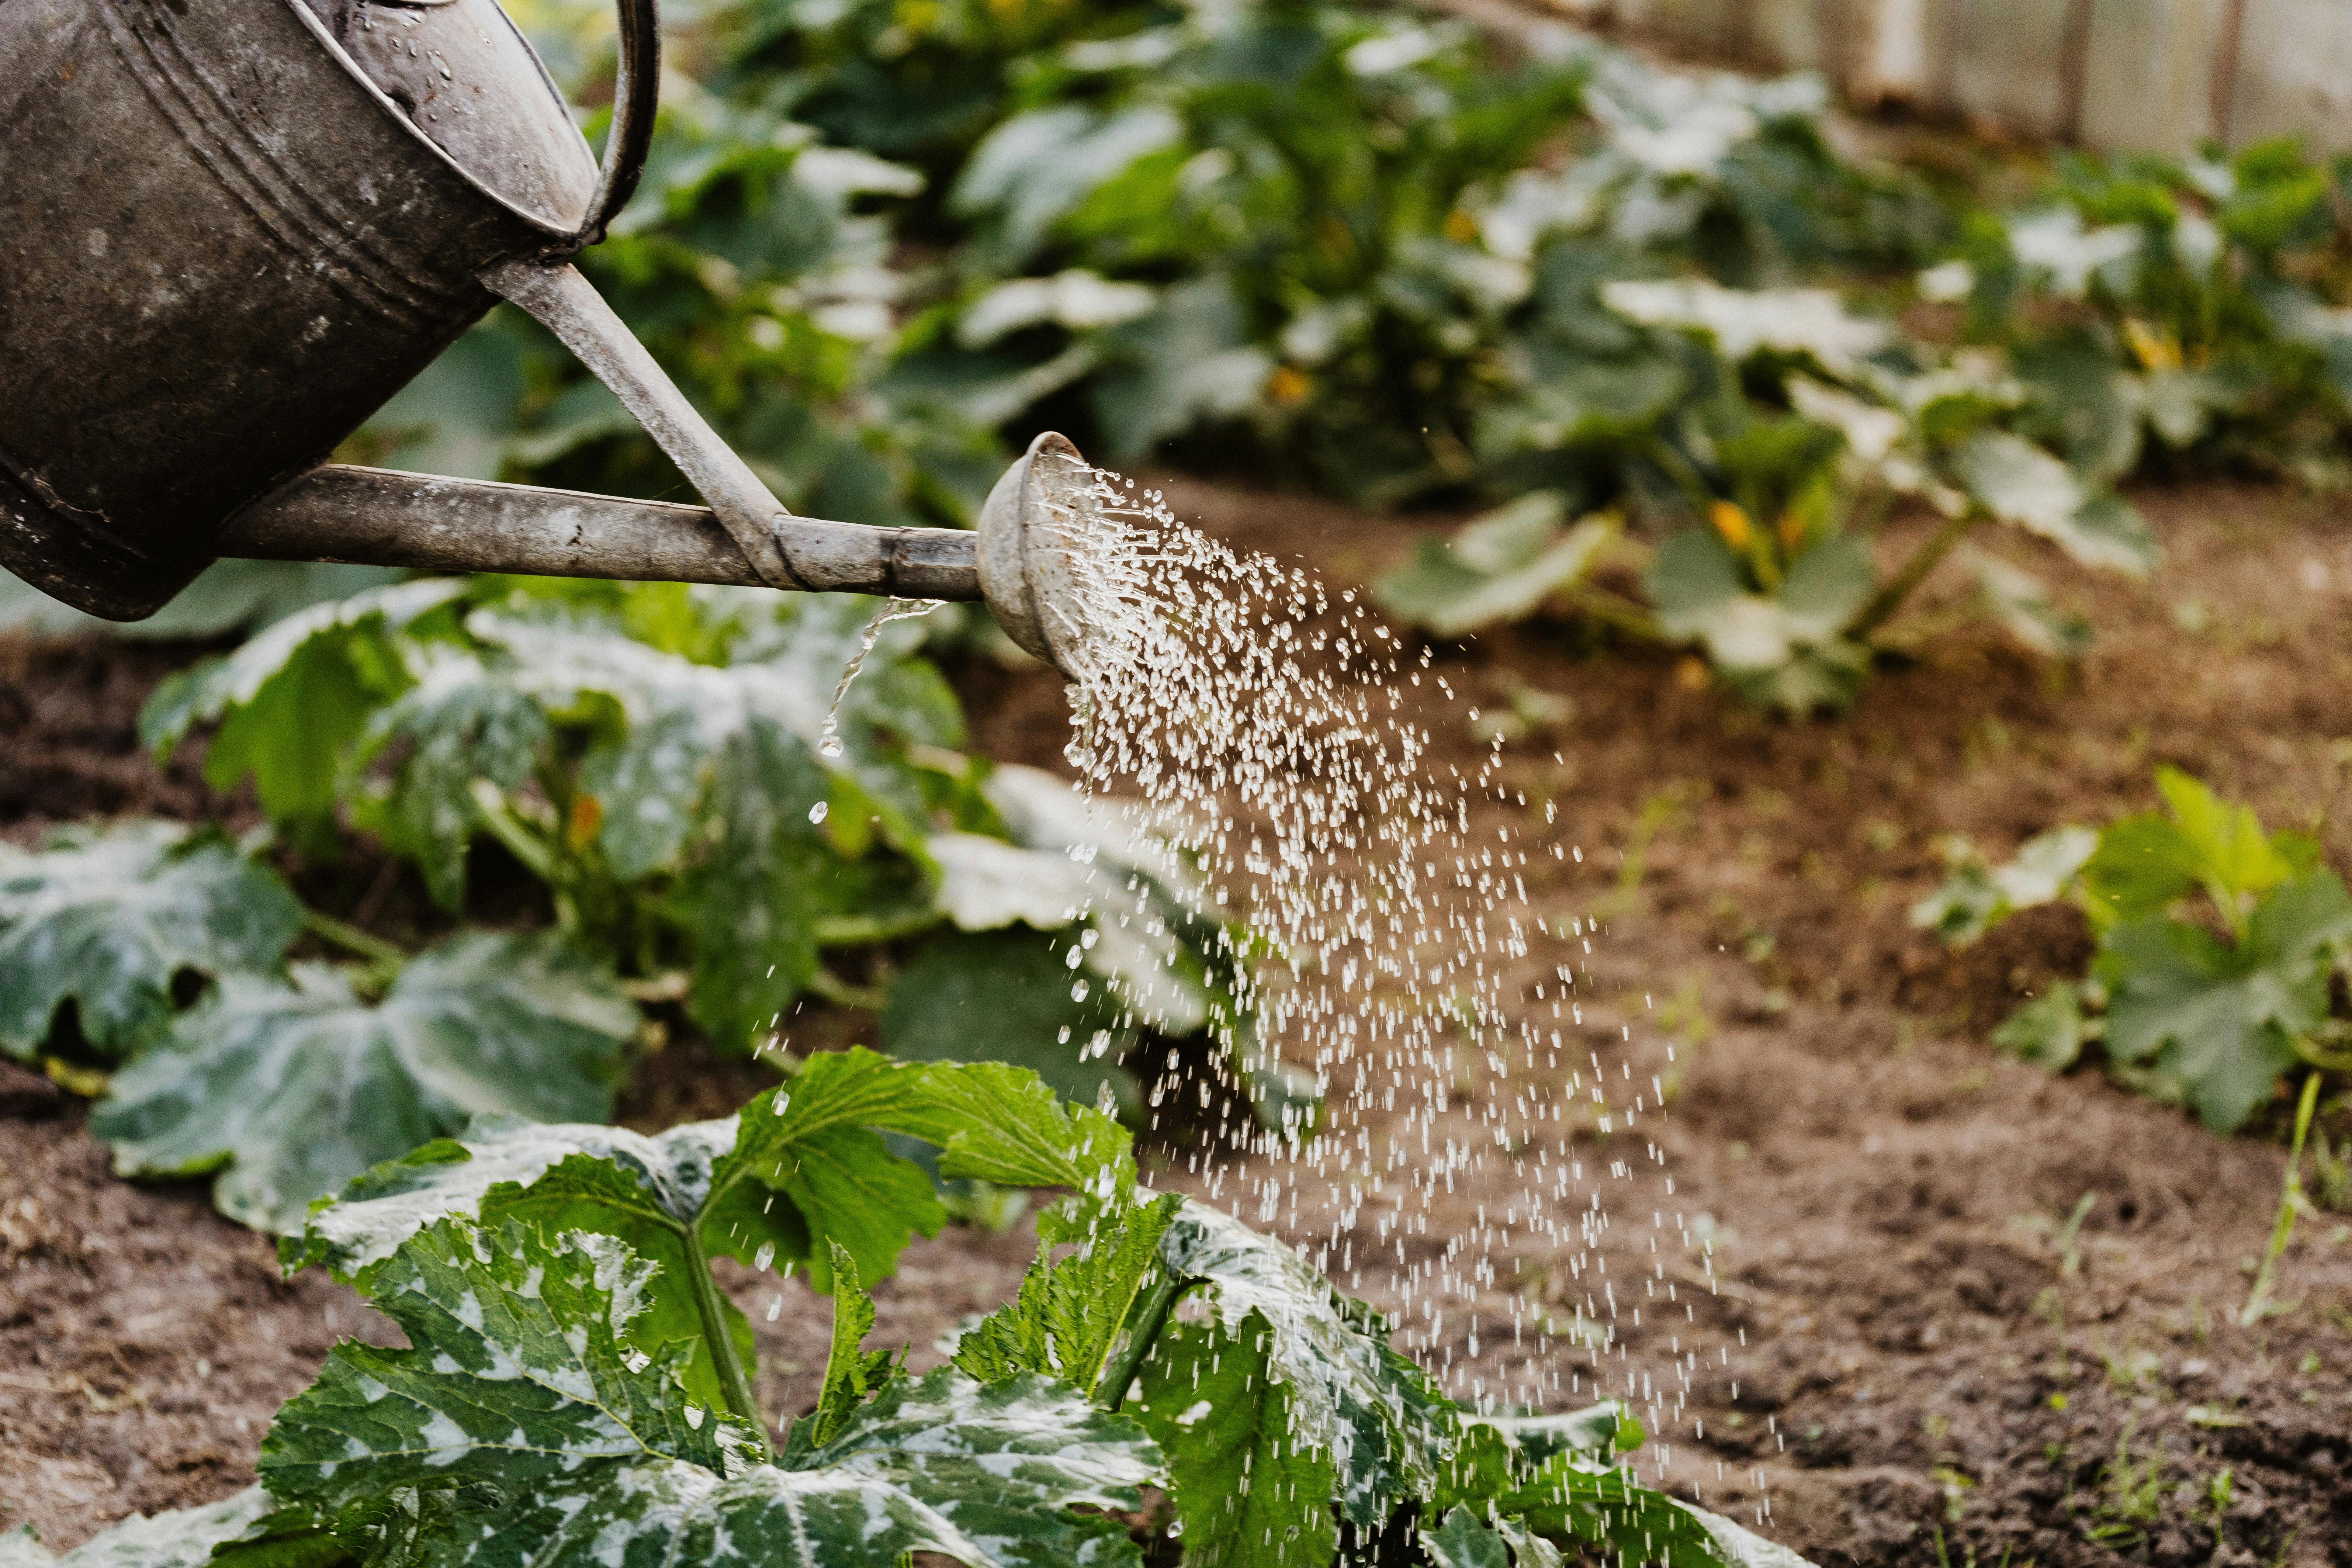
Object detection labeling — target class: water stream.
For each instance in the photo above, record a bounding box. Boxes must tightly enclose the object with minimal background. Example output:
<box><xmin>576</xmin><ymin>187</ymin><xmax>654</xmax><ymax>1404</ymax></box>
<box><xmin>972</xmin><ymin>447</ymin><xmax>1706</xmax><ymax>1483</ymax></box>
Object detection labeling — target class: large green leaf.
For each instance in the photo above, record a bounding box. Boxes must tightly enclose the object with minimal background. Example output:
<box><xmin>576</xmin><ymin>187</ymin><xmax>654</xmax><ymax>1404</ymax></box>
<box><xmin>883</xmin><ymin>927</ymin><xmax>1136</xmax><ymax>1111</ymax></box>
<box><xmin>1950</xmin><ymin>430</ymin><xmax>2157</xmax><ymax>577</ymax></box>
<box><xmin>1153</xmin><ymin>1197</ymin><xmax>1452</xmax><ymax>1528</ymax></box>
<box><xmin>2080</xmin><ymin>766</ymin><xmax>2317</xmax><ymax>930</ymax></box>
<box><xmin>1374</xmin><ymin>498</ymin><xmax>1614</xmax><ymax>638</ymax></box>
<box><xmin>1647</xmin><ymin>531</ymin><xmax>1875</xmax><ymax>712</ymax></box>
<box><xmin>1131</xmin><ymin>1311</ymin><xmax>1340</xmax><ymax>1568</ymax></box>
<box><xmin>2098</xmin><ymin>872</ymin><xmax>2352</xmax><ymax>1131</ymax></box>
<box><xmin>953</xmin><ymin>1191</ymin><xmax>1182</xmax><ymax>1398</ymax></box>
<box><xmin>288</xmin><ymin>1049</ymin><xmax>1132</xmax><ymax>1296</ymax></box>
<box><xmin>89</xmin><ymin>932</ymin><xmax>634</xmax><ymax>1232</ymax></box>
<box><xmin>139</xmin><ymin>579</ymin><xmax>471</xmax><ymax>828</ymax></box>
<box><xmin>0</xmin><ymin>821</ymin><xmax>302</xmax><ymax>1060</ymax></box>
<box><xmin>0</xmin><ymin>1488</ymin><xmax>277</xmax><ymax>1568</ymax></box>
<box><xmin>263</xmin><ymin>1216</ymin><xmax>1158</xmax><ymax>1568</ymax></box>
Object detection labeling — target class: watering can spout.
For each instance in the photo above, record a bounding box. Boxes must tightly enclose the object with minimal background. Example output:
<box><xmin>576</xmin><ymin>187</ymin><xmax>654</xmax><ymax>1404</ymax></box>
<box><xmin>0</xmin><ymin>0</ymin><xmax>1097</xmax><ymax>678</ymax></box>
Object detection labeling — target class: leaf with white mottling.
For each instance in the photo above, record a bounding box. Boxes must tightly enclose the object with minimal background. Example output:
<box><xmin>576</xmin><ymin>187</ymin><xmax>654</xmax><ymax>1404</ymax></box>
<box><xmin>0</xmin><ymin>1488</ymin><xmax>277</xmax><ymax>1567</ymax></box>
<box><xmin>90</xmin><ymin>932</ymin><xmax>633</xmax><ymax>1232</ymax></box>
<box><xmin>0</xmin><ymin>821</ymin><xmax>301</xmax><ymax>1060</ymax></box>
<box><xmin>1153</xmin><ymin>1197</ymin><xmax>1452</xmax><ymax>1528</ymax></box>
<box><xmin>1952</xmin><ymin>430</ymin><xmax>2157</xmax><ymax>576</ymax></box>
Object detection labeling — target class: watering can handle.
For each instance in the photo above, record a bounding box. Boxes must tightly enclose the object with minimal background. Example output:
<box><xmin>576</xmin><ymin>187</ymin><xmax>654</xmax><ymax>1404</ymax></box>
<box><xmin>573</xmin><ymin>0</ymin><xmax>663</xmax><ymax>248</ymax></box>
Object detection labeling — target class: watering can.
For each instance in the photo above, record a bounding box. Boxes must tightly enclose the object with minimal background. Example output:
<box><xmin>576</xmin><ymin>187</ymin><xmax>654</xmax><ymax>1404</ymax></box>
<box><xmin>0</xmin><ymin>0</ymin><xmax>1091</xmax><ymax>676</ymax></box>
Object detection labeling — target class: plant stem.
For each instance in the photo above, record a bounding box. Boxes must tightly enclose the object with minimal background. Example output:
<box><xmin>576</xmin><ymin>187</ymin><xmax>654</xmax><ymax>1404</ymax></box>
<box><xmin>1846</xmin><ymin>509</ymin><xmax>1980</xmax><ymax>642</ymax></box>
<box><xmin>1099</xmin><ymin>1266</ymin><xmax>1189</xmax><ymax>1411</ymax></box>
<box><xmin>682</xmin><ymin>1222</ymin><xmax>769</xmax><ymax>1448</ymax></box>
<box><xmin>1562</xmin><ymin>584</ymin><xmax>1666</xmax><ymax>643</ymax></box>
<box><xmin>2239</xmin><ymin>1070</ymin><xmax>2322</xmax><ymax>1327</ymax></box>
<box><xmin>300</xmin><ymin>907</ymin><xmax>406</xmax><ymax>967</ymax></box>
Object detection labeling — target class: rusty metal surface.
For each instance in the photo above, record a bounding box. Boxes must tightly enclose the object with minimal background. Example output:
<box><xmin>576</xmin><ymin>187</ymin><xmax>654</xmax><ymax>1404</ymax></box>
<box><xmin>479</xmin><ymin>258</ymin><xmax>809</xmax><ymax>592</ymax></box>
<box><xmin>0</xmin><ymin>0</ymin><xmax>601</xmax><ymax>619</ymax></box>
<box><xmin>217</xmin><ymin>465</ymin><xmax>985</xmax><ymax>600</ymax></box>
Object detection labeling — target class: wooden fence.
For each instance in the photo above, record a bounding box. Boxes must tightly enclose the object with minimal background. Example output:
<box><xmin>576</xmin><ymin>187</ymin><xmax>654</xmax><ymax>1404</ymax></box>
<box><xmin>1537</xmin><ymin>0</ymin><xmax>2352</xmax><ymax>156</ymax></box>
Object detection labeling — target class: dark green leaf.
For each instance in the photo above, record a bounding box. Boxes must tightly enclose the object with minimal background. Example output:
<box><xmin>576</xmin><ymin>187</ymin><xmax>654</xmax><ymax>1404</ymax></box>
<box><xmin>2098</xmin><ymin>873</ymin><xmax>2352</xmax><ymax>1130</ymax></box>
<box><xmin>953</xmin><ymin>1191</ymin><xmax>1182</xmax><ymax>1397</ymax></box>
<box><xmin>884</xmin><ymin>928</ymin><xmax>1135</xmax><ymax>1112</ymax></box>
<box><xmin>1130</xmin><ymin>1311</ymin><xmax>1340</xmax><ymax>1568</ymax></box>
<box><xmin>0</xmin><ymin>821</ymin><xmax>301</xmax><ymax>1060</ymax></box>
<box><xmin>90</xmin><ymin>932</ymin><xmax>633</xmax><ymax>1231</ymax></box>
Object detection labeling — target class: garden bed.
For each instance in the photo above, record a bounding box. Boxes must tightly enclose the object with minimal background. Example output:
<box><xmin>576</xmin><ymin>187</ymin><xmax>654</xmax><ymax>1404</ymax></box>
<box><xmin>6</xmin><ymin>473</ymin><xmax>2351</xmax><ymax>1565</ymax></box>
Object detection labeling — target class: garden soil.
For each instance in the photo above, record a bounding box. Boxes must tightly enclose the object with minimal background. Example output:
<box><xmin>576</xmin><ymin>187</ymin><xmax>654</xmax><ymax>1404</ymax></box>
<box><xmin>6</xmin><ymin>478</ymin><xmax>2352</xmax><ymax>1565</ymax></box>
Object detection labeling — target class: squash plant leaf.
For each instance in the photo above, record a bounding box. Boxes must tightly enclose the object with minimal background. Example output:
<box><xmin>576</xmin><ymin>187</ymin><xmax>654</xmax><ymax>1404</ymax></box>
<box><xmin>1152</xmin><ymin>1197</ymin><xmax>1453</xmax><ymax>1529</ymax></box>
<box><xmin>0</xmin><ymin>820</ymin><xmax>302</xmax><ymax>1060</ymax></box>
<box><xmin>1909</xmin><ymin>825</ymin><xmax>2098</xmax><ymax>945</ymax></box>
<box><xmin>2098</xmin><ymin>871</ymin><xmax>2352</xmax><ymax>1131</ymax></box>
<box><xmin>260</xmin><ymin>1214</ymin><xmax>1158</xmax><ymax>1568</ymax></box>
<box><xmin>1950</xmin><ymin>430</ymin><xmax>2158</xmax><ymax>577</ymax></box>
<box><xmin>952</xmin><ymin>1190</ymin><xmax>1183</xmax><ymax>1398</ymax></box>
<box><xmin>139</xmin><ymin>579</ymin><xmax>471</xmax><ymax>831</ymax></box>
<box><xmin>2080</xmin><ymin>766</ymin><xmax>2317</xmax><ymax>930</ymax></box>
<box><xmin>89</xmin><ymin>932</ymin><xmax>634</xmax><ymax>1233</ymax></box>
<box><xmin>1421</xmin><ymin>1507</ymin><xmax>1513</xmax><ymax>1568</ymax></box>
<box><xmin>0</xmin><ymin>1486</ymin><xmax>278</xmax><ymax>1568</ymax></box>
<box><xmin>1130</xmin><ymin>1309</ymin><xmax>1341</xmax><ymax>1568</ymax></box>
<box><xmin>1647</xmin><ymin>530</ymin><xmax>1874</xmax><ymax>713</ymax></box>
<box><xmin>284</xmin><ymin>1052</ymin><xmax>1131</xmax><ymax>1404</ymax></box>
<box><xmin>1374</xmin><ymin>498</ymin><xmax>1615</xmax><ymax>638</ymax></box>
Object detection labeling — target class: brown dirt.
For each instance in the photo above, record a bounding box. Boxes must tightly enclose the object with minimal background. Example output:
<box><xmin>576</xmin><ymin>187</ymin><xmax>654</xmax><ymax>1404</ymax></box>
<box><xmin>8</xmin><ymin>477</ymin><xmax>2352</xmax><ymax>1563</ymax></box>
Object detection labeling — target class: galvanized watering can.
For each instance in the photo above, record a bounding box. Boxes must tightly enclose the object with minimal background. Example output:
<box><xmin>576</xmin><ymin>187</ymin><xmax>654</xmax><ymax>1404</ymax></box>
<box><xmin>0</xmin><ymin>0</ymin><xmax>1090</xmax><ymax>674</ymax></box>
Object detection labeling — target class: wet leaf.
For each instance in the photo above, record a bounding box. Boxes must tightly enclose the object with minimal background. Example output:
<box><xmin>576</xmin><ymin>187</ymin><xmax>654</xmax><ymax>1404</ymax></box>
<box><xmin>1131</xmin><ymin>1310</ymin><xmax>1340</xmax><ymax>1568</ymax></box>
<box><xmin>0</xmin><ymin>821</ymin><xmax>302</xmax><ymax>1060</ymax></box>
<box><xmin>953</xmin><ymin>1191</ymin><xmax>1182</xmax><ymax>1398</ymax></box>
<box><xmin>1153</xmin><ymin>1197</ymin><xmax>1452</xmax><ymax>1527</ymax></box>
<box><xmin>89</xmin><ymin>932</ymin><xmax>633</xmax><ymax>1232</ymax></box>
<box><xmin>265</xmin><ymin>1215</ymin><xmax>1157</xmax><ymax>1568</ymax></box>
<box><xmin>882</xmin><ymin>928</ymin><xmax>1136</xmax><ymax>1112</ymax></box>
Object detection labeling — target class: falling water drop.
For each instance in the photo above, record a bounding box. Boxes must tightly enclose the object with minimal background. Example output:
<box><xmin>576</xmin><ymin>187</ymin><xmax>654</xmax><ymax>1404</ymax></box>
<box><xmin>808</xmin><ymin>800</ymin><xmax>829</xmax><ymax>825</ymax></box>
<box><xmin>815</xmin><ymin>595</ymin><xmax>943</xmax><ymax>761</ymax></box>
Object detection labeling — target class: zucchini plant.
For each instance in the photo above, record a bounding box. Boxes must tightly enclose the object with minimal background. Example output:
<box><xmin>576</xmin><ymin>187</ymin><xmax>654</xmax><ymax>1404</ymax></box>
<box><xmin>1</xmin><ymin>1056</ymin><xmax>1811</xmax><ymax>1568</ymax></box>
<box><xmin>1914</xmin><ymin>768</ymin><xmax>2352</xmax><ymax>1132</ymax></box>
<box><xmin>0</xmin><ymin>577</ymin><xmax>1263</xmax><ymax>1231</ymax></box>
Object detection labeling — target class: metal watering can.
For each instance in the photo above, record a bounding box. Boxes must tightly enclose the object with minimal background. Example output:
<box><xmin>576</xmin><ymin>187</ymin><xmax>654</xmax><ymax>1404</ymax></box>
<box><xmin>0</xmin><ymin>0</ymin><xmax>1091</xmax><ymax>675</ymax></box>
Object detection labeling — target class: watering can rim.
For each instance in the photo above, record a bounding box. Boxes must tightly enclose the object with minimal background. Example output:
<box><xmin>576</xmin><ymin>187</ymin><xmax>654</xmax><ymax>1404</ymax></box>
<box><xmin>277</xmin><ymin>0</ymin><xmax>655</xmax><ymax>246</ymax></box>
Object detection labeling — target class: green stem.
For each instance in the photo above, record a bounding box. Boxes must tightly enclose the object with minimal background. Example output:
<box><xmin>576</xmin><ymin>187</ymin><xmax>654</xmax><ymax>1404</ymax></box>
<box><xmin>301</xmin><ymin>907</ymin><xmax>406</xmax><ymax>967</ymax></box>
<box><xmin>1562</xmin><ymin>584</ymin><xmax>1667</xmax><ymax>644</ymax></box>
<box><xmin>1099</xmin><ymin>1267</ymin><xmax>1189</xmax><ymax>1411</ymax></box>
<box><xmin>1846</xmin><ymin>509</ymin><xmax>1981</xmax><ymax>643</ymax></box>
<box><xmin>2239</xmin><ymin>1070</ymin><xmax>2322</xmax><ymax>1328</ymax></box>
<box><xmin>806</xmin><ymin>966</ymin><xmax>890</xmax><ymax>1013</ymax></box>
<box><xmin>682</xmin><ymin>1223</ymin><xmax>769</xmax><ymax>1447</ymax></box>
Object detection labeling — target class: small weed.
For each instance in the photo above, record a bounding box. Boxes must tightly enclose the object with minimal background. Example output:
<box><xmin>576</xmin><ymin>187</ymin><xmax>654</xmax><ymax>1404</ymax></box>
<box><xmin>2082</xmin><ymin>1422</ymin><xmax>2166</xmax><ymax>1551</ymax></box>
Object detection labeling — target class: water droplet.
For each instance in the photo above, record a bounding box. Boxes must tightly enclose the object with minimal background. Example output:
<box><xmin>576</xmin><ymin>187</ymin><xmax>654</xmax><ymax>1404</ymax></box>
<box><xmin>1070</xmin><ymin>979</ymin><xmax>1090</xmax><ymax>1003</ymax></box>
<box><xmin>754</xmin><ymin>1241</ymin><xmax>775</xmax><ymax>1272</ymax></box>
<box><xmin>817</xmin><ymin>734</ymin><xmax>844</xmax><ymax>759</ymax></box>
<box><xmin>808</xmin><ymin>801</ymin><xmax>829</xmax><ymax>824</ymax></box>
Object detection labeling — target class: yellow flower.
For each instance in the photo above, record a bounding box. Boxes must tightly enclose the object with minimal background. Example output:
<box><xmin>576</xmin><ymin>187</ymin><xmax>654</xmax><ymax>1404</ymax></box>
<box><xmin>1266</xmin><ymin>366</ymin><xmax>1314</xmax><ymax>406</ymax></box>
<box><xmin>565</xmin><ymin>792</ymin><xmax>604</xmax><ymax>851</ymax></box>
<box><xmin>1709</xmin><ymin>499</ymin><xmax>1752</xmax><ymax>551</ymax></box>
<box><xmin>1443</xmin><ymin>208</ymin><xmax>1481</xmax><ymax>244</ymax></box>
<box><xmin>2121</xmin><ymin>316</ymin><xmax>2182</xmax><ymax>372</ymax></box>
